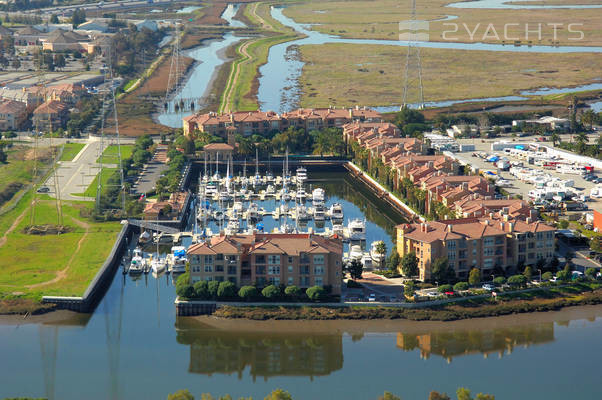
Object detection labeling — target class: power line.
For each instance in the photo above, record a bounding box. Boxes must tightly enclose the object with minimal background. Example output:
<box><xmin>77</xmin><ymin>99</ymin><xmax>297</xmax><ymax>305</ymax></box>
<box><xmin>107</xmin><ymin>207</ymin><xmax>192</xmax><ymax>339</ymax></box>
<box><xmin>402</xmin><ymin>0</ymin><xmax>425</xmax><ymax>109</ymax></box>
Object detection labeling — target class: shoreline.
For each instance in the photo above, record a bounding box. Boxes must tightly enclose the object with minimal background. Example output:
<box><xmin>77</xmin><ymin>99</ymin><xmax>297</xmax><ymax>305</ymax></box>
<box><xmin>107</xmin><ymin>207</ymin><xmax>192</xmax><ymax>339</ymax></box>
<box><xmin>189</xmin><ymin>303</ymin><xmax>602</xmax><ymax>334</ymax></box>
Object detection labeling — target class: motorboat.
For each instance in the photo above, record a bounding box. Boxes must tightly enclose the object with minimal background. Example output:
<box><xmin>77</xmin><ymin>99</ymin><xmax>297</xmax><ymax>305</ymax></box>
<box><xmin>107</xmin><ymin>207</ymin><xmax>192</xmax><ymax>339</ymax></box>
<box><xmin>329</xmin><ymin>203</ymin><xmax>343</xmax><ymax>220</ymax></box>
<box><xmin>370</xmin><ymin>241</ymin><xmax>386</xmax><ymax>264</ymax></box>
<box><xmin>312</xmin><ymin>187</ymin><xmax>325</xmax><ymax>204</ymax></box>
<box><xmin>313</xmin><ymin>204</ymin><xmax>325</xmax><ymax>221</ymax></box>
<box><xmin>332</xmin><ymin>223</ymin><xmax>344</xmax><ymax>236</ymax></box>
<box><xmin>296</xmin><ymin>167</ymin><xmax>307</xmax><ymax>185</ymax></box>
<box><xmin>347</xmin><ymin>218</ymin><xmax>366</xmax><ymax>240</ymax></box>
<box><xmin>349</xmin><ymin>244</ymin><xmax>363</xmax><ymax>260</ymax></box>
<box><xmin>150</xmin><ymin>256</ymin><xmax>167</xmax><ymax>274</ymax></box>
<box><xmin>296</xmin><ymin>187</ymin><xmax>307</xmax><ymax>201</ymax></box>
<box><xmin>138</xmin><ymin>230</ymin><xmax>151</xmax><ymax>244</ymax></box>
<box><xmin>225</xmin><ymin>219</ymin><xmax>240</xmax><ymax>235</ymax></box>
<box><xmin>205</xmin><ymin>182</ymin><xmax>218</xmax><ymax>196</ymax></box>
<box><xmin>219</xmin><ymin>190</ymin><xmax>231</xmax><ymax>202</ymax></box>
<box><xmin>232</xmin><ymin>201</ymin><xmax>243</xmax><ymax>218</ymax></box>
<box><xmin>129</xmin><ymin>247</ymin><xmax>145</xmax><ymax>274</ymax></box>
<box><xmin>213</xmin><ymin>209</ymin><xmax>225</xmax><ymax>221</ymax></box>
<box><xmin>266</xmin><ymin>171</ymin><xmax>275</xmax><ymax>183</ymax></box>
<box><xmin>361</xmin><ymin>253</ymin><xmax>374</xmax><ymax>269</ymax></box>
<box><xmin>247</xmin><ymin>203</ymin><xmax>260</xmax><ymax>222</ymax></box>
<box><xmin>295</xmin><ymin>204</ymin><xmax>310</xmax><ymax>220</ymax></box>
<box><xmin>169</xmin><ymin>246</ymin><xmax>187</xmax><ymax>274</ymax></box>
<box><xmin>266</xmin><ymin>184</ymin><xmax>276</xmax><ymax>196</ymax></box>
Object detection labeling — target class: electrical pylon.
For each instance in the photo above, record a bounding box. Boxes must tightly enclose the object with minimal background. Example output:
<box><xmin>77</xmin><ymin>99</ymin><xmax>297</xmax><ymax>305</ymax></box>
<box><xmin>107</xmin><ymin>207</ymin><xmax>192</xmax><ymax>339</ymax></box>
<box><xmin>165</xmin><ymin>20</ymin><xmax>183</xmax><ymax>107</ymax></box>
<box><xmin>402</xmin><ymin>0</ymin><xmax>425</xmax><ymax>109</ymax></box>
<box><xmin>96</xmin><ymin>45</ymin><xmax>126</xmax><ymax>216</ymax></box>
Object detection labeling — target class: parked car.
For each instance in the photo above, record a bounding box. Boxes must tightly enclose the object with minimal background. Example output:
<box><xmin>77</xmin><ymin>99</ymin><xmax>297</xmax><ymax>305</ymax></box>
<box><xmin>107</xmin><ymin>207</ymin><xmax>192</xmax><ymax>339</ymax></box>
<box><xmin>36</xmin><ymin>187</ymin><xmax>50</xmax><ymax>193</ymax></box>
<box><xmin>368</xmin><ymin>293</ymin><xmax>376</xmax><ymax>302</ymax></box>
<box><xmin>482</xmin><ymin>283</ymin><xmax>495</xmax><ymax>291</ymax></box>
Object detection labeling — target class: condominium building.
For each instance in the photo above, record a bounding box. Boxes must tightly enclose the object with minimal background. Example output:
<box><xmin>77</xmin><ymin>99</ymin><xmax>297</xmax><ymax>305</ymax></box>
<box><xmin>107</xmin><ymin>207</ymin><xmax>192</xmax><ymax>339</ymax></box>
<box><xmin>396</xmin><ymin>214</ymin><xmax>555</xmax><ymax>281</ymax></box>
<box><xmin>186</xmin><ymin>233</ymin><xmax>343</xmax><ymax>294</ymax></box>
<box><xmin>183</xmin><ymin>107</ymin><xmax>382</xmax><ymax>137</ymax></box>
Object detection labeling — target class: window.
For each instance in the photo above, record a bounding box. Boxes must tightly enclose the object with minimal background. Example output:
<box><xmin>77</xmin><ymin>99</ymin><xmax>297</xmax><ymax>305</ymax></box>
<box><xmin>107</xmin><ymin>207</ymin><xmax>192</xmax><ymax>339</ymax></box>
<box><xmin>228</xmin><ymin>277</ymin><xmax>237</xmax><ymax>284</ymax></box>
<box><xmin>484</xmin><ymin>248</ymin><xmax>494</xmax><ymax>257</ymax></box>
<box><xmin>256</xmin><ymin>277</ymin><xmax>266</xmax><ymax>286</ymax></box>
<box><xmin>268</xmin><ymin>255</ymin><xmax>281</xmax><ymax>264</ymax></box>
<box><xmin>268</xmin><ymin>266</ymin><xmax>280</xmax><ymax>275</ymax></box>
<box><xmin>228</xmin><ymin>266</ymin><xmax>237</xmax><ymax>275</ymax></box>
<box><xmin>528</xmin><ymin>253</ymin><xmax>535</xmax><ymax>260</ymax></box>
<box><xmin>300</xmin><ymin>276</ymin><xmax>310</xmax><ymax>287</ymax></box>
<box><xmin>215</xmin><ymin>276</ymin><xmax>224</xmax><ymax>282</ymax></box>
<box><xmin>447</xmin><ymin>251</ymin><xmax>456</xmax><ymax>260</ymax></box>
<box><xmin>288</xmin><ymin>265</ymin><xmax>293</xmax><ymax>273</ymax></box>
<box><xmin>215</xmin><ymin>265</ymin><xmax>224</xmax><ymax>272</ymax></box>
<box><xmin>255</xmin><ymin>265</ymin><xmax>265</xmax><ymax>275</ymax></box>
<box><xmin>192</xmin><ymin>277</ymin><xmax>200</xmax><ymax>283</ymax></box>
<box><xmin>216</xmin><ymin>254</ymin><xmax>224</xmax><ymax>261</ymax></box>
<box><xmin>447</xmin><ymin>240</ymin><xmax>456</xmax><ymax>249</ymax></box>
<box><xmin>288</xmin><ymin>277</ymin><xmax>294</xmax><ymax>285</ymax></box>
<box><xmin>192</xmin><ymin>265</ymin><xmax>201</xmax><ymax>273</ymax></box>
<box><xmin>528</xmin><ymin>242</ymin><xmax>535</xmax><ymax>249</ymax></box>
<box><xmin>484</xmin><ymin>237</ymin><xmax>494</xmax><ymax>246</ymax></box>
<box><xmin>204</xmin><ymin>255</ymin><xmax>213</xmax><ymax>264</ymax></box>
<box><xmin>255</xmin><ymin>255</ymin><xmax>266</xmax><ymax>264</ymax></box>
<box><xmin>483</xmin><ymin>259</ymin><xmax>494</xmax><ymax>268</ymax></box>
<box><xmin>495</xmin><ymin>236</ymin><xmax>503</xmax><ymax>245</ymax></box>
<box><xmin>536</xmin><ymin>232</ymin><xmax>543</xmax><ymax>240</ymax></box>
<box><xmin>315</xmin><ymin>277</ymin><xmax>323</xmax><ymax>286</ymax></box>
<box><xmin>288</xmin><ymin>256</ymin><xmax>293</xmax><ymax>263</ymax></box>
<box><xmin>313</xmin><ymin>254</ymin><xmax>325</xmax><ymax>264</ymax></box>
<box><xmin>204</xmin><ymin>276</ymin><xmax>213</xmax><ymax>281</ymax></box>
<box><xmin>204</xmin><ymin>265</ymin><xmax>212</xmax><ymax>273</ymax></box>
<box><xmin>269</xmin><ymin>277</ymin><xmax>281</xmax><ymax>285</ymax></box>
<box><xmin>459</xmin><ymin>250</ymin><xmax>467</xmax><ymax>259</ymax></box>
<box><xmin>314</xmin><ymin>266</ymin><xmax>324</xmax><ymax>275</ymax></box>
<box><xmin>300</xmin><ymin>265</ymin><xmax>310</xmax><ymax>275</ymax></box>
<box><xmin>546</xmin><ymin>232</ymin><xmax>554</xmax><ymax>239</ymax></box>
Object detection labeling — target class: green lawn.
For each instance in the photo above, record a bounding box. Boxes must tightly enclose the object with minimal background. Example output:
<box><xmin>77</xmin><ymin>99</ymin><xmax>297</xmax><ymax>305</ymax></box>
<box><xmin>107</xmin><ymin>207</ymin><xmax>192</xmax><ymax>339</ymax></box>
<box><xmin>59</xmin><ymin>143</ymin><xmax>86</xmax><ymax>162</ymax></box>
<box><xmin>0</xmin><ymin>196</ymin><xmax>121</xmax><ymax>299</ymax></box>
<box><xmin>96</xmin><ymin>144</ymin><xmax>134</xmax><ymax>164</ymax></box>
<box><xmin>74</xmin><ymin>168</ymin><xmax>117</xmax><ymax>199</ymax></box>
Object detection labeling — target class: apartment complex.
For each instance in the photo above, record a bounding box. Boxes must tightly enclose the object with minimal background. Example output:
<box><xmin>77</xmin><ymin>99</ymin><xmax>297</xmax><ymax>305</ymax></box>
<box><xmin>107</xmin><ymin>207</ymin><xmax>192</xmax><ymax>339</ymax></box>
<box><xmin>183</xmin><ymin>107</ymin><xmax>383</xmax><ymax>137</ymax></box>
<box><xmin>186</xmin><ymin>233</ymin><xmax>343</xmax><ymax>294</ymax></box>
<box><xmin>396</xmin><ymin>213</ymin><xmax>555</xmax><ymax>281</ymax></box>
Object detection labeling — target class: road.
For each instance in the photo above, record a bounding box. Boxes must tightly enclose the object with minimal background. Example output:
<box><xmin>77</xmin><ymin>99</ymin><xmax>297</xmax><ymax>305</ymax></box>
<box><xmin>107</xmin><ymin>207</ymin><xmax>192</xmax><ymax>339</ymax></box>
<box><xmin>556</xmin><ymin>237</ymin><xmax>601</xmax><ymax>273</ymax></box>
<box><xmin>131</xmin><ymin>147</ymin><xmax>168</xmax><ymax>195</ymax></box>
<box><xmin>16</xmin><ymin>0</ymin><xmax>182</xmax><ymax>17</ymax></box>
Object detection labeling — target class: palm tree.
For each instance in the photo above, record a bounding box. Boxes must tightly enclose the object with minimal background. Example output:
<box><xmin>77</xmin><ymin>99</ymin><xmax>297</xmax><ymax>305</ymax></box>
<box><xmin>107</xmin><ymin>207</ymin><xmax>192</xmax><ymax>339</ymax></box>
<box><xmin>550</xmin><ymin>132</ymin><xmax>560</xmax><ymax>147</ymax></box>
<box><xmin>575</xmin><ymin>131</ymin><xmax>588</xmax><ymax>154</ymax></box>
<box><xmin>581</xmin><ymin>109</ymin><xmax>596</xmax><ymax>130</ymax></box>
<box><xmin>375</xmin><ymin>241</ymin><xmax>387</xmax><ymax>268</ymax></box>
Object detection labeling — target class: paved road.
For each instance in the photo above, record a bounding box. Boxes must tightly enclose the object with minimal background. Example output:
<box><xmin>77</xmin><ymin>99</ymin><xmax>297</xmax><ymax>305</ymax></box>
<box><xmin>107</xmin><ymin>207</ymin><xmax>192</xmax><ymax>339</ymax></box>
<box><xmin>556</xmin><ymin>237</ymin><xmax>601</xmax><ymax>272</ymax></box>
<box><xmin>132</xmin><ymin>148</ymin><xmax>168</xmax><ymax>195</ymax></box>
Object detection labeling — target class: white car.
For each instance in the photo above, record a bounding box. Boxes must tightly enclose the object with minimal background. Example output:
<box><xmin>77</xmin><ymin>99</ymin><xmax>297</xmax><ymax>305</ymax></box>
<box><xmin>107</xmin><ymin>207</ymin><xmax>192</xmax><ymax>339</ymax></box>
<box><xmin>368</xmin><ymin>293</ymin><xmax>376</xmax><ymax>302</ymax></box>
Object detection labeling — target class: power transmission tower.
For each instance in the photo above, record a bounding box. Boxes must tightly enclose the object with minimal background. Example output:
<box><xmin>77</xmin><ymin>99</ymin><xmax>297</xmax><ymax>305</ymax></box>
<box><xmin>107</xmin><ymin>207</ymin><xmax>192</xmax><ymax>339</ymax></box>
<box><xmin>31</xmin><ymin>48</ymin><xmax>63</xmax><ymax>228</ymax></box>
<box><xmin>96</xmin><ymin>45</ymin><xmax>126</xmax><ymax>216</ymax></box>
<box><xmin>164</xmin><ymin>21</ymin><xmax>183</xmax><ymax>111</ymax></box>
<box><xmin>401</xmin><ymin>0</ymin><xmax>425</xmax><ymax>109</ymax></box>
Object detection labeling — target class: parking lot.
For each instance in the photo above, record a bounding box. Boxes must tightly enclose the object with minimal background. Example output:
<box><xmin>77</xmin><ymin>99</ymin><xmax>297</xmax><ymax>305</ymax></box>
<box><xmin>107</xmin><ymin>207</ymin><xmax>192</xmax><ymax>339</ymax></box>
<box><xmin>454</xmin><ymin>135</ymin><xmax>602</xmax><ymax>213</ymax></box>
<box><xmin>344</xmin><ymin>272</ymin><xmax>405</xmax><ymax>303</ymax></box>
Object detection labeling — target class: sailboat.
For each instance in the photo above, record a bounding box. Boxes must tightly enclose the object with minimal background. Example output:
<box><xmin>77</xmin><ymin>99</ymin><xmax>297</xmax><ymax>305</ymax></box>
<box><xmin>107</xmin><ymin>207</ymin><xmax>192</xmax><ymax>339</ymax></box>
<box><xmin>253</xmin><ymin>148</ymin><xmax>261</xmax><ymax>187</ymax></box>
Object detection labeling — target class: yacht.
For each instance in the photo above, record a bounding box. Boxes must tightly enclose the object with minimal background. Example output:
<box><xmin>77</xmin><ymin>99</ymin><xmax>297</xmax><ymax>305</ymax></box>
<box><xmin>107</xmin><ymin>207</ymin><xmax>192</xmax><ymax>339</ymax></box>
<box><xmin>313</xmin><ymin>204</ymin><xmax>326</xmax><ymax>221</ymax></box>
<box><xmin>296</xmin><ymin>187</ymin><xmax>307</xmax><ymax>202</ymax></box>
<box><xmin>332</xmin><ymin>223</ymin><xmax>344</xmax><ymax>236</ymax></box>
<box><xmin>205</xmin><ymin>181</ymin><xmax>218</xmax><ymax>196</ymax></box>
<box><xmin>168</xmin><ymin>246</ymin><xmax>187</xmax><ymax>274</ymax></box>
<box><xmin>266</xmin><ymin>171</ymin><xmax>275</xmax><ymax>183</ymax></box>
<box><xmin>225</xmin><ymin>219</ymin><xmax>240</xmax><ymax>235</ymax></box>
<box><xmin>312</xmin><ymin>188</ymin><xmax>325</xmax><ymax>204</ymax></box>
<box><xmin>295</xmin><ymin>204</ymin><xmax>310</xmax><ymax>220</ymax></box>
<box><xmin>296</xmin><ymin>167</ymin><xmax>307</xmax><ymax>185</ymax></box>
<box><xmin>129</xmin><ymin>247</ymin><xmax>145</xmax><ymax>274</ymax></box>
<box><xmin>266</xmin><ymin>184</ymin><xmax>276</xmax><ymax>196</ymax></box>
<box><xmin>247</xmin><ymin>203</ymin><xmax>260</xmax><ymax>222</ymax></box>
<box><xmin>347</xmin><ymin>218</ymin><xmax>366</xmax><ymax>240</ymax></box>
<box><xmin>349</xmin><ymin>244</ymin><xmax>363</xmax><ymax>260</ymax></box>
<box><xmin>150</xmin><ymin>256</ymin><xmax>167</xmax><ymax>274</ymax></box>
<box><xmin>329</xmin><ymin>203</ymin><xmax>344</xmax><ymax>220</ymax></box>
<box><xmin>232</xmin><ymin>201</ymin><xmax>243</xmax><ymax>218</ymax></box>
<box><xmin>219</xmin><ymin>190</ymin><xmax>231</xmax><ymax>202</ymax></box>
<box><xmin>213</xmin><ymin>209</ymin><xmax>225</xmax><ymax>221</ymax></box>
<box><xmin>370</xmin><ymin>241</ymin><xmax>386</xmax><ymax>264</ymax></box>
<box><xmin>138</xmin><ymin>230</ymin><xmax>151</xmax><ymax>244</ymax></box>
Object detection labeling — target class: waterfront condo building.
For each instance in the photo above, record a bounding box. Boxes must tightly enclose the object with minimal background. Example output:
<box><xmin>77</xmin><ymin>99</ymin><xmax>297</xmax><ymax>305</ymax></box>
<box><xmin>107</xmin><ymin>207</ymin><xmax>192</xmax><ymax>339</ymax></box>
<box><xmin>186</xmin><ymin>233</ymin><xmax>343</xmax><ymax>294</ymax></box>
<box><xmin>396</xmin><ymin>214</ymin><xmax>555</xmax><ymax>281</ymax></box>
<box><xmin>182</xmin><ymin>106</ymin><xmax>382</xmax><ymax>138</ymax></box>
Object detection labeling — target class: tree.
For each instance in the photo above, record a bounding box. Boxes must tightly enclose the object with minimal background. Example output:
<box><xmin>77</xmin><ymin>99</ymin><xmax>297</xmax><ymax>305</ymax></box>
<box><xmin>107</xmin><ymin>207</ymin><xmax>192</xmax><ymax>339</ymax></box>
<box><xmin>238</xmin><ymin>285</ymin><xmax>258</xmax><ymax>301</ymax></box>
<box><xmin>400</xmin><ymin>252</ymin><xmax>419</xmax><ymax>277</ymax></box>
<box><xmin>72</xmin><ymin>8</ymin><xmax>86</xmax><ymax>28</ymax></box>
<box><xmin>468</xmin><ymin>268</ymin><xmax>481</xmax><ymax>286</ymax></box>
<box><xmin>378</xmin><ymin>392</ymin><xmax>401</xmax><ymax>400</ymax></box>
<box><xmin>264</xmin><ymin>389</ymin><xmax>293</xmax><ymax>400</ymax></box>
<box><xmin>175</xmin><ymin>273</ymin><xmax>194</xmax><ymax>298</ymax></box>
<box><xmin>217</xmin><ymin>281</ymin><xmax>237</xmax><ymax>299</ymax></box>
<box><xmin>54</xmin><ymin>54</ymin><xmax>66</xmax><ymax>70</ymax></box>
<box><xmin>431</xmin><ymin>257</ymin><xmax>454</xmax><ymax>284</ymax></box>
<box><xmin>374</xmin><ymin>241</ymin><xmax>387</xmax><ymax>268</ymax></box>
<box><xmin>557</xmin><ymin>220</ymin><xmax>569</xmax><ymax>229</ymax></box>
<box><xmin>428</xmin><ymin>392</ymin><xmax>451</xmax><ymax>400</ymax></box>
<box><xmin>550</xmin><ymin>132</ymin><xmax>560</xmax><ymax>146</ymax></box>
<box><xmin>262</xmin><ymin>284</ymin><xmax>280</xmax><ymax>300</ymax></box>
<box><xmin>585</xmin><ymin>267</ymin><xmax>596</xmax><ymax>280</ymax></box>
<box><xmin>306</xmin><ymin>285</ymin><xmax>326</xmax><ymax>301</ymax></box>
<box><xmin>208</xmin><ymin>281</ymin><xmax>219</xmax><ymax>299</ymax></box>
<box><xmin>457</xmin><ymin>388</ymin><xmax>472</xmax><ymax>400</ymax></box>
<box><xmin>346</xmin><ymin>259</ymin><xmax>363</xmax><ymax>280</ymax></box>
<box><xmin>507</xmin><ymin>274</ymin><xmax>527</xmax><ymax>287</ymax></box>
<box><xmin>590</xmin><ymin>237</ymin><xmax>601</xmax><ymax>253</ymax></box>
<box><xmin>438</xmin><ymin>284</ymin><xmax>453</xmax><ymax>293</ymax></box>
<box><xmin>0</xmin><ymin>146</ymin><xmax>6</xmax><ymax>163</ymax></box>
<box><xmin>557</xmin><ymin>263</ymin><xmax>572</xmax><ymax>282</ymax></box>
<box><xmin>50</xmin><ymin>14</ymin><xmax>59</xmax><ymax>24</ymax></box>
<box><xmin>193</xmin><ymin>281</ymin><xmax>209</xmax><ymax>299</ymax></box>
<box><xmin>523</xmin><ymin>266</ymin><xmax>533</xmax><ymax>282</ymax></box>
<box><xmin>168</xmin><ymin>389</ymin><xmax>195</xmax><ymax>400</ymax></box>
<box><xmin>284</xmin><ymin>285</ymin><xmax>302</xmax><ymax>298</ymax></box>
<box><xmin>541</xmin><ymin>271</ymin><xmax>553</xmax><ymax>281</ymax></box>
<box><xmin>386</xmin><ymin>251</ymin><xmax>401</xmax><ymax>272</ymax></box>
<box><xmin>453</xmin><ymin>281</ymin><xmax>469</xmax><ymax>292</ymax></box>
<box><xmin>493</xmin><ymin>276</ymin><xmax>506</xmax><ymax>285</ymax></box>
<box><xmin>11</xmin><ymin>57</ymin><xmax>20</xmax><ymax>70</ymax></box>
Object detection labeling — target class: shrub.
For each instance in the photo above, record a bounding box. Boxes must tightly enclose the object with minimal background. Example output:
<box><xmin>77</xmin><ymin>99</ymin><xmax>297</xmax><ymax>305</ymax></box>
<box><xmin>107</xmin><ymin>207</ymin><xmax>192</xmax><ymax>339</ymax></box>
<box><xmin>193</xmin><ymin>281</ymin><xmax>209</xmax><ymax>299</ymax></box>
<box><xmin>306</xmin><ymin>286</ymin><xmax>326</xmax><ymax>301</ymax></box>
<box><xmin>262</xmin><ymin>284</ymin><xmax>280</xmax><ymax>300</ymax></box>
<box><xmin>346</xmin><ymin>280</ymin><xmax>362</xmax><ymax>288</ymax></box>
<box><xmin>217</xmin><ymin>281</ymin><xmax>237</xmax><ymax>299</ymax></box>
<box><xmin>468</xmin><ymin>268</ymin><xmax>481</xmax><ymax>286</ymax></box>
<box><xmin>507</xmin><ymin>274</ymin><xmax>527</xmax><ymax>287</ymax></box>
<box><xmin>493</xmin><ymin>276</ymin><xmax>506</xmax><ymax>285</ymax></box>
<box><xmin>238</xmin><ymin>285</ymin><xmax>259</xmax><ymax>301</ymax></box>
<box><xmin>208</xmin><ymin>281</ymin><xmax>219</xmax><ymax>299</ymax></box>
<box><xmin>542</xmin><ymin>271</ymin><xmax>553</xmax><ymax>281</ymax></box>
<box><xmin>175</xmin><ymin>273</ymin><xmax>191</xmax><ymax>297</ymax></box>
<box><xmin>284</xmin><ymin>285</ymin><xmax>302</xmax><ymax>298</ymax></box>
<box><xmin>438</xmin><ymin>284</ymin><xmax>453</xmax><ymax>293</ymax></box>
<box><xmin>453</xmin><ymin>282</ymin><xmax>469</xmax><ymax>292</ymax></box>
<box><xmin>585</xmin><ymin>268</ymin><xmax>596</xmax><ymax>280</ymax></box>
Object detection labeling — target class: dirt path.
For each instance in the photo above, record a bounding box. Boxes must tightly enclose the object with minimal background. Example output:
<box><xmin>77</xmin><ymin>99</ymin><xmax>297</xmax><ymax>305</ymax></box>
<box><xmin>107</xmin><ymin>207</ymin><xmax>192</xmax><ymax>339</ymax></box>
<box><xmin>0</xmin><ymin>204</ymin><xmax>29</xmax><ymax>248</ymax></box>
<box><xmin>26</xmin><ymin>216</ymin><xmax>90</xmax><ymax>289</ymax></box>
<box><xmin>220</xmin><ymin>38</ymin><xmax>256</xmax><ymax>113</ymax></box>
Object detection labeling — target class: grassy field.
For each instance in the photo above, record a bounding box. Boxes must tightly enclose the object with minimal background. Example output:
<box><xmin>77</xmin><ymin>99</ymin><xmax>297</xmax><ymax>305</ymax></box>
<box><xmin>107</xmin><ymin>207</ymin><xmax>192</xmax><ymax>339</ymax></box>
<box><xmin>96</xmin><ymin>144</ymin><xmax>134</xmax><ymax>164</ymax></box>
<box><xmin>59</xmin><ymin>143</ymin><xmax>85</xmax><ymax>162</ymax></box>
<box><xmin>298</xmin><ymin>43</ymin><xmax>602</xmax><ymax>107</ymax></box>
<box><xmin>0</xmin><ymin>193</ymin><xmax>121</xmax><ymax>300</ymax></box>
<box><xmin>74</xmin><ymin>168</ymin><xmax>117</xmax><ymax>199</ymax></box>
<box><xmin>284</xmin><ymin>0</ymin><xmax>602</xmax><ymax>46</ymax></box>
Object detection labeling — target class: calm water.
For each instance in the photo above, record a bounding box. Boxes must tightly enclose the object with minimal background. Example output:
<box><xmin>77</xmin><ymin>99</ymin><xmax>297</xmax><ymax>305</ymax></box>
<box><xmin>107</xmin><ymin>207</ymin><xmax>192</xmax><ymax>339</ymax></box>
<box><xmin>447</xmin><ymin>0</ymin><xmax>602</xmax><ymax>9</ymax></box>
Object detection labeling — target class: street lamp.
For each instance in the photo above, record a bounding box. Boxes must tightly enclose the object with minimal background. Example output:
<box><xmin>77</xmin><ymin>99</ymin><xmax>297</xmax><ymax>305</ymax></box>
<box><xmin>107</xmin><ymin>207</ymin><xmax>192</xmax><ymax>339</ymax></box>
<box><xmin>538</xmin><ymin>268</ymin><xmax>542</xmax><ymax>282</ymax></box>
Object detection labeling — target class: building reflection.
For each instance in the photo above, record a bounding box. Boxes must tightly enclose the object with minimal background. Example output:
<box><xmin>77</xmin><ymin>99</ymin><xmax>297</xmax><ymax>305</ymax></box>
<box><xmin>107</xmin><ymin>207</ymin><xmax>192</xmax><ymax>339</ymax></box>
<box><xmin>396</xmin><ymin>323</ymin><xmax>555</xmax><ymax>363</ymax></box>
<box><xmin>176</xmin><ymin>319</ymin><xmax>343</xmax><ymax>380</ymax></box>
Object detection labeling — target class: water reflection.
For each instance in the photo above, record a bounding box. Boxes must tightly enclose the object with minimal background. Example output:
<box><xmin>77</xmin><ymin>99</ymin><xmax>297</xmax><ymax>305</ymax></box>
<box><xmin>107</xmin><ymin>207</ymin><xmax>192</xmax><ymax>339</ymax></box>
<box><xmin>396</xmin><ymin>324</ymin><xmax>554</xmax><ymax>363</ymax></box>
<box><xmin>175</xmin><ymin>319</ymin><xmax>343</xmax><ymax>380</ymax></box>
